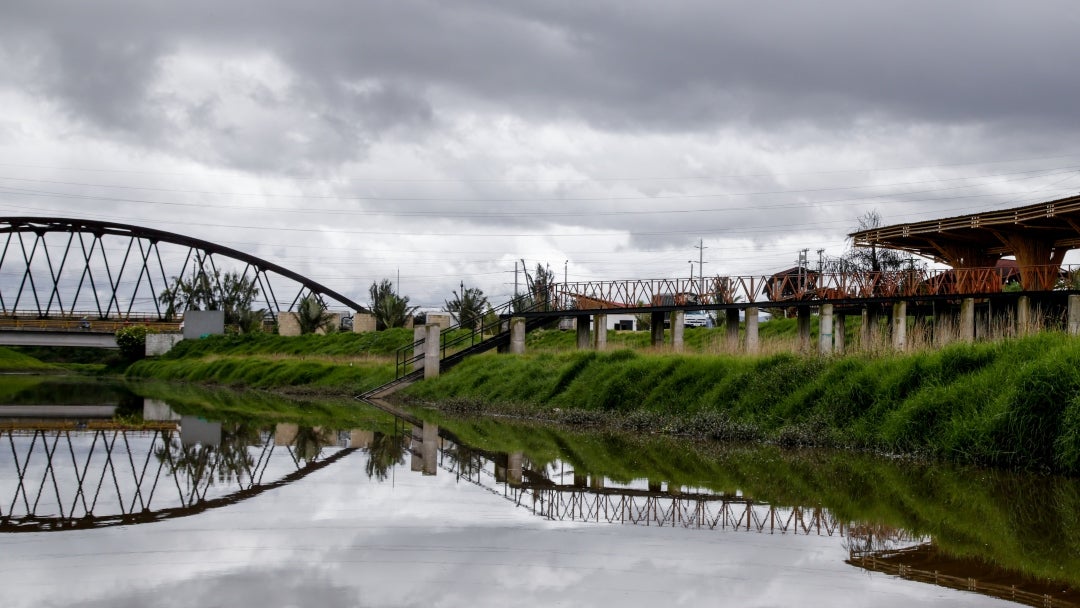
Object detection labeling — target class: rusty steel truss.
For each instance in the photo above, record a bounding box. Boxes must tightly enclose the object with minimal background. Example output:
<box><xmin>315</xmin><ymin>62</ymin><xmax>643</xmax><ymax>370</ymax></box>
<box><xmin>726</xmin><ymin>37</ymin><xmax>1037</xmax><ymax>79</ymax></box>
<box><xmin>0</xmin><ymin>217</ymin><xmax>367</xmax><ymax>320</ymax></box>
<box><xmin>551</xmin><ymin>263</ymin><xmax>1078</xmax><ymax>313</ymax></box>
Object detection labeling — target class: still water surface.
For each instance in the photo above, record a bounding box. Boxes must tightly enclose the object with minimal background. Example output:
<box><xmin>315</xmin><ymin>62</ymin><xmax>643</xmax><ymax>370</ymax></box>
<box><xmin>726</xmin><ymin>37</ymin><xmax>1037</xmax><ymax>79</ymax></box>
<box><xmin>0</xmin><ymin>379</ymin><xmax>1077</xmax><ymax>607</ymax></box>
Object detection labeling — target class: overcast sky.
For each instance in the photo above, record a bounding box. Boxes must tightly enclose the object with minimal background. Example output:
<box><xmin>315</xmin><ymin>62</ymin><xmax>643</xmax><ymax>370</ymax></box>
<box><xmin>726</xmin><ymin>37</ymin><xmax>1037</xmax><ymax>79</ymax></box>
<box><xmin>3</xmin><ymin>1</ymin><xmax>1080</xmax><ymax>307</ymax></box>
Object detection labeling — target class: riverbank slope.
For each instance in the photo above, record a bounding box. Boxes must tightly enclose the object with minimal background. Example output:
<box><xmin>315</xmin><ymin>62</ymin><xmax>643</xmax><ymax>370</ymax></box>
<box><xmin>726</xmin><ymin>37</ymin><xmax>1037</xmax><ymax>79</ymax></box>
<box><xmin>400</xmin><ymin>332</ymin><xmax>1080</xmax><ymax>475</ymax></box>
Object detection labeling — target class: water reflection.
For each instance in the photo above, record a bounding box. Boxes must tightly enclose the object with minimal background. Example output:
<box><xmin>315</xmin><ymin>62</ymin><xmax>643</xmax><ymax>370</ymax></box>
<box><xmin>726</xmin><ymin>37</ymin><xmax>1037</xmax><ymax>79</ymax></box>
<box><xmin>0</xmin><ymin>401</ymin><xmax>356</xmax><ymax>532</ymax></box>
<box><xmin>2</xmin><ymin>382</ymin><xmax>1079</xmax><ymax>607</ymax></box>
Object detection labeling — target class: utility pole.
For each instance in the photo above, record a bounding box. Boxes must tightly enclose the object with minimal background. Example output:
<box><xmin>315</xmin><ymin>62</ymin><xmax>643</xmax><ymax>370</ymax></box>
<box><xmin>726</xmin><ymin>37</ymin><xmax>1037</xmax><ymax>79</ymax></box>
<box><xmin>514</xmin><ymin>263</ymin><xmax>519</xmax><ymax>297</ymax></box>
<box><xmin>693</xmin><ymin>238</ymin><xmax>707</xmax><ymax>294</ymax></box>
<box><xmin>564</xmin><ymin>260</ymin><xmax>568</xmax><ymax>284</ymax></box>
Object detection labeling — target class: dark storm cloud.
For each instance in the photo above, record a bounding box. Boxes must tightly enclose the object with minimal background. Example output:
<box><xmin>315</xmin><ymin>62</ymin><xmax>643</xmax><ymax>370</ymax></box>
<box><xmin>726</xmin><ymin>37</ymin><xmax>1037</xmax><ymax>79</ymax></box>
<box><xmin>5</xmin><ymin>0</ymin><xmax>1080</xmax><ymax>151</ymax></box>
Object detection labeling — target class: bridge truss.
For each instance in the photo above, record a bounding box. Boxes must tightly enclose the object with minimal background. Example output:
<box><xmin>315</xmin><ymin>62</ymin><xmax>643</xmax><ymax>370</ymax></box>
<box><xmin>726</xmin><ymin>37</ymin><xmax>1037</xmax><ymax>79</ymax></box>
<box><xmin>0</xmin><ymin>217</ymin><xmax>367</xmax><ymax>320</ymax></box>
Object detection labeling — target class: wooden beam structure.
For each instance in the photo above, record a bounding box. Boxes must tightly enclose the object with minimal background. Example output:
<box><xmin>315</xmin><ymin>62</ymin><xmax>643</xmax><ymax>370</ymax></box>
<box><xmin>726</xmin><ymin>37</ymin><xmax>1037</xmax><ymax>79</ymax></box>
<box><xmin>850</xmin><ymin>195</ymin><xmax>1080</xmax><ymax>290</ymax></box>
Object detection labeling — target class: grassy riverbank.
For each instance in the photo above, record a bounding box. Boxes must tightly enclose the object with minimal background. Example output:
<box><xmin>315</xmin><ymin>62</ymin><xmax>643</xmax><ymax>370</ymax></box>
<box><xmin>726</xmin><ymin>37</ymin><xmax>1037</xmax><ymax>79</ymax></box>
<box><xmin>0</xmin><ymin>346</ymin><xmax>57</xmax><ymax>372</ymax></box>
<box><xmin>401</xmin><ymin>331</ymin><xmax>1080</xmax><ymax>475</ymax></box>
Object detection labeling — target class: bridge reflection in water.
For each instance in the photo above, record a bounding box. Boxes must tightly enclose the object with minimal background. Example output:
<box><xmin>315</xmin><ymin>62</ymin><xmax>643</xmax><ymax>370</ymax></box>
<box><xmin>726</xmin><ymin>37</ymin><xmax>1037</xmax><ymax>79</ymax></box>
<box><xmin>0</xmin><ymin>413</ymin><xmax>362</xmax><ymax>532</ymax></box>
<box><xmin>3</xmin><ymin>406</ymin><xmax>1077</xmax><ymax>607</ymax></box>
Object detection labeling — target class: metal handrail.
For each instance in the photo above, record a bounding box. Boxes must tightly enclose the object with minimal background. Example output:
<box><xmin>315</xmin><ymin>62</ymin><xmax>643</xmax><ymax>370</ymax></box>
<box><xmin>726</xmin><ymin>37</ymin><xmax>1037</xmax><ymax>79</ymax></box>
<box><xmin>394</xmin><ymin>294</ymin><xmax>551</xmax><ymax>379</ymax></box>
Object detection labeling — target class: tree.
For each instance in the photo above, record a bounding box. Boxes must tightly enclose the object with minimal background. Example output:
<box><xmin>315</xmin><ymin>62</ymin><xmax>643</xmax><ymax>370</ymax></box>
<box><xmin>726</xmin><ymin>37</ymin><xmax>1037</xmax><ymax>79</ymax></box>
<box><xmin>368</xmin><ymin>279</ymin><xmax>419</xmax><ymax>331</ymax></box>
<box><xmin>839</xmin><ymin>210</ymin><xmax>911</xmax><ymax>273</ymax></box>
<box><xmin>158</xmin><ymin>269</ymin><xmax>265</xmax><ymax>332</ymax></box>
<box><xmin>528</xmin><ymin>263</ymin><xmax>556</xmax><ymax>310</ymax></box>
<box><xmin>296</xmin><ymin>294</ymin><xmax>335</xmax><ymax>334</ymax></box>
<box><xmin>445</xmin><ymin>285</ymin><xmax>488</xmax><ymax>329</ymax></box>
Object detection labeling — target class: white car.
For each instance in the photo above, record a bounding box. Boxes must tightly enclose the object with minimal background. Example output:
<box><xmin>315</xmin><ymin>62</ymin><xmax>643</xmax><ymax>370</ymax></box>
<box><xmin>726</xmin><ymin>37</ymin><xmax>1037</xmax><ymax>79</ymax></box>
<box><xmin>684</xmin><ymin>311</ymin><xmax>712</xmax><ymax>328</ymax></box>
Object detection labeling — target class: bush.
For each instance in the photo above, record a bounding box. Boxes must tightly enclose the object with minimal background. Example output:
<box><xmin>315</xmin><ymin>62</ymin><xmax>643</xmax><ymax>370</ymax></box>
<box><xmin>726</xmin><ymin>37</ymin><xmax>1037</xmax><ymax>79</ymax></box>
<box><xmin>115</xmin><ymin>325</ymin><xmax>152</xmax><ymax>361</ymax></box>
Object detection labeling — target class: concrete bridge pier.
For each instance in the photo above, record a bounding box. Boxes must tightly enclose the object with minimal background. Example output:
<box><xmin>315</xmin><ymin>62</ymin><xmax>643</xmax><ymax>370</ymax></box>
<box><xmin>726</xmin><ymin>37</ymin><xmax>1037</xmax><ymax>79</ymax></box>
<box><xmin>424</xmin><ymin>324</ymin><xmax>441</xmax><ymax>379</ymax></box>
<box><xmin>1016</xmin><ymin>296</ymin><xmax>1032</xmax><ymax>336</ymax></box>
<box><xmin>412</xmin><ymin>325</ymin><xmax>426</xmax><ymax>371</ymax></box>
<box><xmin>892</xmin><ymin>301</ymin><xmax>907</xmax><ymax>351</ymax></box>
<box><xmin>671</xmin><ymin>310</ymin><xmax>685</xmax><ymax>352</ymax></box>
<box><xmin>725</xmin><ymin>309</ymin><xmax>740</xmax><ymax>351</ymax></box>
<box><xmin>510</xmin><ymin>317</ymin><xmax>526</xmax><ymax>354</ymax></box>
<box><xmin>576</xmin><ymin>315</ymin><xmax>591</xmax><ymax>349</ymax></box>
<box><xmin>797</xmin><ymin>306</ymin><xmax>812</xmax><ymax>352</ymax></box>
<box><xmin>593</xmin><ymin>314</ymin><xmax>608</xmax><ymax>350</ymax></box>
<box><xmin>507</xmin><ymin>452</ymin><xmax>524</xmax><ymax>487</ymax></box>
<box><xmin>819</xmin><ymin>304</ymin><xmax>834</xmax><ymax>354</ymax></box>
<box><xmin>959</xmin><ymin>298</ymin><xmax>976</xmax><ymax>342</ymax></box>
<box><xmin>835</xmin><ymin>313</ymin><xmax>846</xmax><ymax>354</ymax></box>
<box><xmin>650</xmin><ymin>312</ymin><xmax>666</xmax><ymax>347</ymax></box>
<box><xmin>745</xmin><ymin>307</ymin><xmax>760</xmax><ymax>355</ymax></box>
<box><xmin>1069</xmin><ymin>295</ymin><xmax>1080</xmax><ymax>336</ymax></box>
<box><xmin>422</xmin><ymin>421</ymin><xmax>439</xmax><ymax>476</ymax></box>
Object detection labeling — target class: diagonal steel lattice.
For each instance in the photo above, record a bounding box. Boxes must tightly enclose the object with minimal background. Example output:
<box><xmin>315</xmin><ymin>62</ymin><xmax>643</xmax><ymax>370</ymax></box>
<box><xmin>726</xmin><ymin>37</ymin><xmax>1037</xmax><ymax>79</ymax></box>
<box><xmin>0</xmin><ymin>217</ymin><xmax>368</xmax><ymax>319</ymax></box>
<box><xmin>0</xmin><ymin>427</ymin><xmax>349</xmax><ymax>532</ymax></box>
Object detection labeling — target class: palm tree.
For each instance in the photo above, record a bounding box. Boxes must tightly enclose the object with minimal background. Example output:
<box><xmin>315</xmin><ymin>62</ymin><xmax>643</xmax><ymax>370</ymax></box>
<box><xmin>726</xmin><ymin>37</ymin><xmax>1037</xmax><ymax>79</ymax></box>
<box><xmin>369</xmin><ymin>279</ymin><xmax>419</xmax><ymax>330</ymax></box>
<box><xmin>296</xmin><ymin>294</ymin><xmax>334</xmax><ymax>334</ymax></box>
<box><xmin>445</xmin><ymin>285</ymin><xmax>488</xmax><ymax>329</ymax></box>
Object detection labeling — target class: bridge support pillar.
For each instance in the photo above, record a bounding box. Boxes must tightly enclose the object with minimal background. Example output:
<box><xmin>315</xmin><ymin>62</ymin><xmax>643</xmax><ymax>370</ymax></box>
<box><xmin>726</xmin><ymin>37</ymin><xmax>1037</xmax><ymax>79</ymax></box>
<box><xmin>745</xmin><ymin>307</ymin><xmax>759</xmax><ymax>354</ymax></box>
<box><xmin>671</xmin><ymin>310</ymin><xmax>685</xmax><ymax>352</ymax></box>
<box><xmin>797</xmin><ymin>307</ymin><xmax>811</xmax><ymax>352</ymax></box>
<box><xmin>353</xmin><ymin>312</ymin><xmax>377</xmax><ymax>333</ymax></box>
<box><xmin>1016</xmin><ymin>296</ymin><xmax>1032</xmax><ymax>336</ymax></box>
<box><xmin>424</xmin><ymin>323</ymin><xmax>441</xmax><ymax>379</ymax></box>
<box><xmin>892</xmin><ymin>301</ymin><xmax>907</xmax><ymax>351</ymax></box>
<box><xmin>819</xmin><ymin>304</ymin><xmax>834</xmax><ymax>354</ymax></box>
<box><xmin>835</xmin><ymin>313</ymin><xmax>846</xmax><ymax>354</ymax></box>
<box><xmin>1069</xmin><ymin>295</ymin><xmax>1080</xmax><ymax>336</ymax></box>
<box><xmin>510</xmin><ymin>317</ymin><xmax>526</xmax><ymax>354</ymax></box>
<box><xmin>725</xmin><ymin>309</ymin><xmax>740</xmax><ymax>350</ymax></box>
<box><xmin>593</xmin><ymin>314</ymin><xmax>607</xmax><ymax>350</ymax></box>
<box><xmin>422</xmin><ymin>421</ymin><xmax>439</xmax><ymax>476</ymax></box>
<box><xmin>508</xmin><ymin>452</ymin><xmax>524</xmax><ymax>487</ymax></box>
<box><xmin>576</xmin><ymin>315</ymin><xmax>591</xmax><ymax>349</ymax></box>
<box><xmin>413</xmin><ymin>325</ymin><xmax>426</xmax><ymax>371</ymax></box>
<box><xmin>650</xmin><ymin>312</ymin><xmax>665</xmax><ymax>347</ymax></box>
<box><xmin>960</xmin><ymin>298</ymin><xmax>976</xmax><ymax>343</ymax></box>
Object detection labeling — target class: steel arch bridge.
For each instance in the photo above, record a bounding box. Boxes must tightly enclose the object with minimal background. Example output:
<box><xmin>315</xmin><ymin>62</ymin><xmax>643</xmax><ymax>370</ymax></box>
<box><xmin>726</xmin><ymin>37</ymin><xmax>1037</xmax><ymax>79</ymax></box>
<box><xmin>0</xmin><ymin>217</ymin><xmax>368</xmax><ymax>320</ymax></box>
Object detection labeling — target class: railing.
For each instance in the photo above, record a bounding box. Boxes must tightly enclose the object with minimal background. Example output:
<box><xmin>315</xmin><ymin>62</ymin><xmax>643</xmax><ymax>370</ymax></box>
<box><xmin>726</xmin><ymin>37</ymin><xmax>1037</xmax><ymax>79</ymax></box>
<box><xmin>552</xmin><ymin>264</ymin><xmax>1080</xmax><ymax>312</ymax></box>
<box><xmin>0</xmin><ymin>311</ymin><xmax>181</xmax><ymax>333</ymax></box>
<box><xmin>394</xmin><ymin>294</ymin><xmax>552</xmax><ymax>379</ymax></box>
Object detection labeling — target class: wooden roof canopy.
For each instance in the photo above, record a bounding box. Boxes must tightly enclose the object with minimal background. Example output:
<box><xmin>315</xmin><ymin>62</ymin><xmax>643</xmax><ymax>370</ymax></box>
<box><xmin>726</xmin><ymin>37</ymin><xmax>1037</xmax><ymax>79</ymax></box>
<box><xmin>849</xmin><ymin>194</ymin><xmax>1080</xmax><ymax>290</ymax></box>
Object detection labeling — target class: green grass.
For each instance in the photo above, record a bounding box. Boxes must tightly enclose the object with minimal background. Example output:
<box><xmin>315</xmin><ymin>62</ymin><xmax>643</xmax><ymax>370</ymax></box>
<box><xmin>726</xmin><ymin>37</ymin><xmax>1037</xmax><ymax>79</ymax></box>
<box><xmin>127</xmin><ymin>355</ymin><xmax>395</xmax><ymax>394</ymax></box>
<box><xmin>0</xmin><ymin>346</ymin><xmax>56</xmax><ymax>372</ymax></box>
<box><xmin>403</xmin><ymin>332</ymin><xmax>1080</xmax><ymax>475</ymax></box>
<box><xmin>159</xmin><ymin>328</ymin><xmax>419</xmax><ymax>359</ymax></box>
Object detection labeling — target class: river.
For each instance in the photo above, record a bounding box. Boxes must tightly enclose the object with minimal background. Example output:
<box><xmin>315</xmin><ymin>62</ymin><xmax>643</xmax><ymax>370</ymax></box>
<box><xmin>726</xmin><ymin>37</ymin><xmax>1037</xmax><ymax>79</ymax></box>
<box><xmin>0</xmin><ymin>377</ymin><xmax>1077</xmax><ymax>607</ymax></box>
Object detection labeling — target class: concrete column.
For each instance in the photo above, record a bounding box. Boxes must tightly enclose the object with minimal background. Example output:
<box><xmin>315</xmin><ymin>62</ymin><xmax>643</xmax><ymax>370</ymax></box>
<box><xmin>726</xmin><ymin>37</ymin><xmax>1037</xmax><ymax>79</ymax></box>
<box><xmin>352</xmin><ymin>312</ymin><xmax>377</xmax><ymax>333</ymax></box>
<box><xmin>797</xmin><ymin>307</ymin><xmax>811</xmax><ymax>352</ymax></box>
<box><xmin>960</xmin><ymin>298</ymin><xmax>976</xmax><ymax>343</ymax></box>
<box><xmin>510</xmin><ymin>317</ymin><xmax>526</xmax><ymax>354</ymax></box>
<box><xmin>1069</xmin><ymin>295</ymin><xmax>1080</xmax><ymax>336</ymax></box>
<box><xmin>726</xmin><ymin>309</ymin><xmax>740</xmax><ymax>350</ymax></box>
<box><xmin>671</xmin><ymin>310</ymin><xmax>685</xmax><ymax>352</ymax></box>
<box><xmin>593</xmin><ymin>314</ymin><xmax>608</xmax><ymax>350</ymax></box>
<box><xmin>860</xmin><ymin>308</ymin><xmax>871</xmax><ymax>351</ymax></box>
<box><xmin>892</xmin><ymin>301</ymin><xmax>907</xmax><ymax>351</ymax></box>
<box><xmin>576</xmin><ymin>315</ymin><xmax>591</xmax><ymax>349</ymax></box>
<box><xmin>507</xmin><ymin>452</ymin><xmax>523</xmax><ymax>487</ymax></box>
<box><xmin>422</xmin><ymin>421</ymin><xmax>438</xmax><ymax>476</ymax></box>
<box><xmin>424</xmin><ymin>323</ymin><xmax>441</xmax><ymax>379</ymax></box>
<box><xmin>1017</xmin><ymin>296</ymin><xmax>1032</xmax><ymax>336</ymax></box>
<box><xmin>819</xmin><ymin>304</ymin><xmax>834</xmax><ymax>354</ymax></box>
<box><xmin>410</xmin><ymin>426</ymin><xmax>422</xmax><ymax>472</ymax></box>
<box><xmin>745</xmin><ymin>307</ymin><xmax>760</xmax><ymax>355</ymax></box>
<box><xmin>835</xmin><ymin>314</ymin><xmax>846</xmax><ymax>354</ymax></box>
<box><xmin>650</xmin><ymin>312</ymin><xmax>665</xmax><ymax>346</ymax></box>
<box><xmin>412</xmin><ymin>325</ymin><xmax>426</xmax><ymax>371</ymax></box>
<box><xmin>589</xmin><ymin>474</ymin><xmax>605</xmax><ymax>490</ymax></box>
